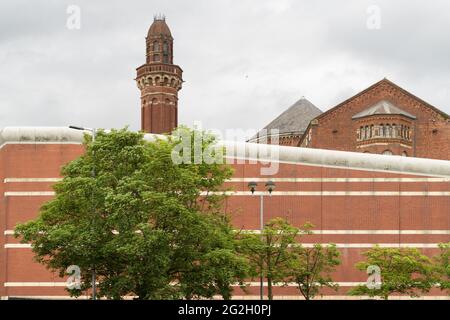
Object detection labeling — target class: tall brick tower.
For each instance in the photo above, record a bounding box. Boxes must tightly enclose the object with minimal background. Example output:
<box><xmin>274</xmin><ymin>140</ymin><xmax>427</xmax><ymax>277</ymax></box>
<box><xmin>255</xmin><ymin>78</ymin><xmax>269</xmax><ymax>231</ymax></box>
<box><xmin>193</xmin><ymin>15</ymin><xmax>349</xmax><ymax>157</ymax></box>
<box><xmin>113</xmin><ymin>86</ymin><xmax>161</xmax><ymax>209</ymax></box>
<box><xmin>136</xmin><ymin>16</ymin><xmax>183</xmax><ymax>134</ymax></box>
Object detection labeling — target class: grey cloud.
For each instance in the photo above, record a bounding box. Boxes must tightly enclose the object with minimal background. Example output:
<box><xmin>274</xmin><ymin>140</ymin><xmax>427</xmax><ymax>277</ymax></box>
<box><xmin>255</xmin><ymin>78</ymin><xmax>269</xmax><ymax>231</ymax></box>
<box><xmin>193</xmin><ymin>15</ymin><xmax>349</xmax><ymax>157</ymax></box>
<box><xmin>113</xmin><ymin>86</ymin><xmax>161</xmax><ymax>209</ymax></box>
<box><xmin>0</xmin><ymin>0</ymin><xmax>449</xmax><ymax>136</ymax></box>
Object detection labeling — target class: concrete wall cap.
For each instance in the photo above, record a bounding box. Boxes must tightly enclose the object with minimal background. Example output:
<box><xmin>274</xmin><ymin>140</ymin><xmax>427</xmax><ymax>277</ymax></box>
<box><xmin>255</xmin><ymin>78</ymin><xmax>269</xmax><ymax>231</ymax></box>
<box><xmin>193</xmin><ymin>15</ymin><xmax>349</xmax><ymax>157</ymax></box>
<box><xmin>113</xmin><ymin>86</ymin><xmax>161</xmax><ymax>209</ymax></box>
<box><xmin>1</xmin><ymin>127</ymin><xmax>450</xmax><ymax>177</ymax></box>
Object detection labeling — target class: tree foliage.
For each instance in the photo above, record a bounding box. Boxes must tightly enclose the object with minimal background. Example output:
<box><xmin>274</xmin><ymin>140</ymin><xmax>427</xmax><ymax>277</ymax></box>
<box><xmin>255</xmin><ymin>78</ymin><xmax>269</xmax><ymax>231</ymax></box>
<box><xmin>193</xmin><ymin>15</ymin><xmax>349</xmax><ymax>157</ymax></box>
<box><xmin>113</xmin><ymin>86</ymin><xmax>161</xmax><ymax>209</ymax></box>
<box><xmin>349</xmin><ymin>246</ymin><xmax>435</xmax><ymax>299</ymax></box>
<box><xmin>237</xmin><ymin>218</ymin><xmax>301</xmax><ymax>300</ymax></box>
<box><xmin>15</xmin><ymin>127</ymin><xmax>249</xmax><ymax>299</ymax></box>
<box><xmin>433</xmin><ymin>242</ymin><xmax>450</xmax><ymax>293</ymax></box>
<box><xmin>288</xmin><ymin>239</ymin><xmax>340</xmax><ymax>300</ymax></box>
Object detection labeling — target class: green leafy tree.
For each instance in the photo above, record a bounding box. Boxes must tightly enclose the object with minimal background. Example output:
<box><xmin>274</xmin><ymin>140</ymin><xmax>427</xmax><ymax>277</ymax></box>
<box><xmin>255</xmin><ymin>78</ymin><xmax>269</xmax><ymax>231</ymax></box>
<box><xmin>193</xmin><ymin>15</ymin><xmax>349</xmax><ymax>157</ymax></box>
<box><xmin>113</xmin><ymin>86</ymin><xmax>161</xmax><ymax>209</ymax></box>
<box><xmin>288</xmin><ymin>240</ymin><xmax>340</xmax><ymax>300</ymax></box>
<box><xmin>433</xmin><ymin>242</ymin><xmax>450</xmax><ymax>293</ymax></box>
<box><xmin>15</xmin><ymin>127</ymin><xmax>249</xmax><ymax>299</ymax></box>
<box><xmin>349</xmin><ymin>246</ymin><xmax>435</xmax><ymax>300</ymax></box>
<box><xmin>238</xmin><ymin>218</ymin><xmax>301</xmax><ymax>300</ymax></box>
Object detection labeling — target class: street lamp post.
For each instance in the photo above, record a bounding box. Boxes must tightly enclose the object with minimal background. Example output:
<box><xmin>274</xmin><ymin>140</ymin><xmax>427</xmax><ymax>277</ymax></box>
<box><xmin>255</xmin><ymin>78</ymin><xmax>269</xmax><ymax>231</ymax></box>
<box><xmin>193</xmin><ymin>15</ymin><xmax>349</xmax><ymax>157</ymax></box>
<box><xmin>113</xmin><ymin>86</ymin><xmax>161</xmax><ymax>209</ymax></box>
<box><xmin>247</xmin><ymin>180</ymin><xmax>275</xmax><ymax>301</ymax></box>
<box><xmin>69</xmin><ymin>125</ymin><xmax>97</xmax><ymax>300</ymax></box>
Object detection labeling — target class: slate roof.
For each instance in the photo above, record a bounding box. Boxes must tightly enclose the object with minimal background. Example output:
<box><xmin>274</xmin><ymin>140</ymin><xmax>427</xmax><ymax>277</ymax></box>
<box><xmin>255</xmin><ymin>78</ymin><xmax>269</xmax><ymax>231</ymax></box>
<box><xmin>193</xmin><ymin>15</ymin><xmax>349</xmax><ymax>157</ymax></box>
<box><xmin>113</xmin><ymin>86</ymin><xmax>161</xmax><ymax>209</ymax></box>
<box><xmin>249</xmin><ymin>98</ymin><xmax>322</xmax><ymax>141</ymax></box>
<box><xmin>352</xmin><ymin>99</ymin><xmax>416</xmax><ymax>120</ymax></box>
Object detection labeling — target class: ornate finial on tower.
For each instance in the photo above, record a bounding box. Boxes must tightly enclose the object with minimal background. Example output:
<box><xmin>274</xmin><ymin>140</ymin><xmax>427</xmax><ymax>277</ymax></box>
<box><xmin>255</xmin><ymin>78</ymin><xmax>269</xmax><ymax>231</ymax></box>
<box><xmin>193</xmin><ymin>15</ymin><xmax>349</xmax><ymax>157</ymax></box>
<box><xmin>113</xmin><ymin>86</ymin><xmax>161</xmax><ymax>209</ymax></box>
<box><xmin>136</xmin><ymin>17</ymin><xmax>183</xmax><ymax>134</ymax></box>
<box><xmin>154</xmin><ymin>13</ymin><xmax>166</xmax><ymax>21</ymax></box>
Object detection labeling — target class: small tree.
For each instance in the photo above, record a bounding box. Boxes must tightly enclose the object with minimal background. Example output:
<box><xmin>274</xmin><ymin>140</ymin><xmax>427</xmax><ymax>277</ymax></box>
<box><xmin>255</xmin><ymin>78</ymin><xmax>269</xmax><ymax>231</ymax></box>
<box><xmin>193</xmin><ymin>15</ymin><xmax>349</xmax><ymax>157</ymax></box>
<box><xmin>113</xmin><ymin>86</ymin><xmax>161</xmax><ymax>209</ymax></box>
<box><xmin>349</xmin><ymin>246</ymin><xmax>435</xmax><ymax>299</ymax></box>
<box><xmin>288</xmin><ymin>241</ymin><xmax>340</xmax><ymax>300</ymax></box>
<box><xmin>238</xmin><ymin>218</ymin><xmax>300</xmax><ymax>300</ymax></box>
<box><xmin>433</xmin><ymin>242</ymin><xmax>450</xmax><ymax>293</ymax></box>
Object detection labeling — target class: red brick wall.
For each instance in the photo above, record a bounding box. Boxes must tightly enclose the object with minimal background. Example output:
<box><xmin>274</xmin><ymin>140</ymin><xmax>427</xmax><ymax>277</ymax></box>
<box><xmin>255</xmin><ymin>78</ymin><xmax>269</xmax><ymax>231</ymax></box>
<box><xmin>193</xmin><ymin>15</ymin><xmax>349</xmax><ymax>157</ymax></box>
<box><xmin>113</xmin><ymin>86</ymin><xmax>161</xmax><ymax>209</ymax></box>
<box><xmin>1</xmin><ymin>143</ymin><xmax>449</xmax><ymax>299</ymax></box>
<box><xmin>0</xmin><ymin>143</ymin><xmax>84</xmax><ymax>298</ymax></box>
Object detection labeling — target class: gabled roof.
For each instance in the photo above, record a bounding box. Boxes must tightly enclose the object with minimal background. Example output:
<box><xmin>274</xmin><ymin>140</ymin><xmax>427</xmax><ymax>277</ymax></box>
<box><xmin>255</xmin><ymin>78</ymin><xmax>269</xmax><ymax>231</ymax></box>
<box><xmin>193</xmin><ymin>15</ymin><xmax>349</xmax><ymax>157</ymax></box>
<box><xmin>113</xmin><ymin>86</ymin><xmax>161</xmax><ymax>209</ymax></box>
<box><xmin>352</xmin><ymin>99</ymin><xmax>416</xmax><ymax>120</ymax></box>
<box><xmin>250</xmin><ymin>98</ymin><xmax>322</xmax><ymax>141</ymax></box>
<box><xmin>316</xmin><ymin>78</ymin><xmax>449</xmax><ymax>122</ymax></box>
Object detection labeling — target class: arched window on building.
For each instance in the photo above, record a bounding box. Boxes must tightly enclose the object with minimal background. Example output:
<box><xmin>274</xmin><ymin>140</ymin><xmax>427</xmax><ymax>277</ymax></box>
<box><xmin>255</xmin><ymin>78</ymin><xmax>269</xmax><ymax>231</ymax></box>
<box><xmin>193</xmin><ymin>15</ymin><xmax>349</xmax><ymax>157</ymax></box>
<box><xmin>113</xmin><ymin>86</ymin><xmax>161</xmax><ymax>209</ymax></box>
<box><xmin>402</xmin><ymin>151</ymin><xmax>407</xmax><ymax>157</ymax></box>
<box><xmin>370</xmin><ymin>125</ymin><xmax>374</xmax><ymax>138</ymax></box>
<box><xmin>381</xmin><ymin>124</ymin><xmax>386</xmax><ymax>137</ymax></box>
<box><xmin>382</xmin><ymin>150</ymin><xmax>393</xmax><ymax>156</ymax></box>
<box><xmin>387</xmin><ymin>125</ymin><xmax>393</xmax><ymax>137</ymax></box>
<box><xmin>153</xmin><ymin>41</ymin><xmax>160</xmax><ymax>51</ymax></box>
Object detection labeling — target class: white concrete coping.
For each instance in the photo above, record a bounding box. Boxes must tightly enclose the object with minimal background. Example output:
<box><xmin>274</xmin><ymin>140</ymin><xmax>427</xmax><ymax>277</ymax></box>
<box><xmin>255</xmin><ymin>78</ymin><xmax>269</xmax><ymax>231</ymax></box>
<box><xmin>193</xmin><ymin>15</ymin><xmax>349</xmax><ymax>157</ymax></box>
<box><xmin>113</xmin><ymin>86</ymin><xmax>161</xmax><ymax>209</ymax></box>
<box><xmin>1</xmin><ymin>126</ymin><xmax>450</xmax><ymax>177</ymax></box>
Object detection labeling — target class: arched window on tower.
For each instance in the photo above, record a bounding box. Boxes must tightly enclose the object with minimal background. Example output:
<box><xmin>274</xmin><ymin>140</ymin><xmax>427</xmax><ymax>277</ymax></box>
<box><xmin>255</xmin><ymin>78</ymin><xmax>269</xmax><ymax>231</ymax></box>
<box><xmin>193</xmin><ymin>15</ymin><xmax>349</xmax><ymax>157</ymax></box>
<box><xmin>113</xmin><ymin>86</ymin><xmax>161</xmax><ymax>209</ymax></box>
<box><xmin>163</xmin><ymin>42</ymin><xmax>169</xmax><ymax>63</ymax></box>
<box><xmin>153</xmin><ymin>41</ymin><xmax>160</xmax><ymax>51</ymax></box>
<box><xmin>402</xmin><ymin>151</ymin><xmax>407</xmax><ymax>157</ymax></box>
<box><xmin>382</xmin><ymin>150</ymin><xmax>393</xmax><ymax>156</ymax></box>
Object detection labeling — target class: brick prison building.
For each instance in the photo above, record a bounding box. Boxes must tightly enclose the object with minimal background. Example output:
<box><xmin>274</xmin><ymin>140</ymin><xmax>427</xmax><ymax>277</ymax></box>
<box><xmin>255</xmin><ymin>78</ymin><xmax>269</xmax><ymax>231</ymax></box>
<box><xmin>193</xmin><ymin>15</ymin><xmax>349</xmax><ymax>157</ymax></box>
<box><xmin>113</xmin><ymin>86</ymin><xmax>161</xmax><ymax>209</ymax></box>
<box><xmin>250</xmin><ymin>80</ymin><xmax>450</xmax><ymax>161</ymax></box>
<box><xmin>0</xmin><ymin>17</ymin><xmax>449</xmax><ymax>299</ymax></box>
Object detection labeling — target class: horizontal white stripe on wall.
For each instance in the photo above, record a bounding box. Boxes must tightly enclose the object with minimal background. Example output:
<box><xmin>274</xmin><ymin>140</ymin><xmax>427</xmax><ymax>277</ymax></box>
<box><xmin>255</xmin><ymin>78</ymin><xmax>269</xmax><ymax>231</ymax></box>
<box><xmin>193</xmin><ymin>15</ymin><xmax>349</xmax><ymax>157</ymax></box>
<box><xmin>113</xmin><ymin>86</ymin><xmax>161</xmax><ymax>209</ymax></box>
<box><xmin>228</xmin><ymin>295</ymin><xmax>450</xmax><ymax>300</ymax></box>
<box><xmin>4</xmin><ymin>178</ymin><xmax>62</xmax><ymax>183</ymax></box>
<box><xmin>240</xmin><ymin>281</ymin><xmax>448</xmax><ymax>288</ymax></box>
<box><xmin>4</xmin><ymin>243</ymin><xmax>444</xmax><ymax>249</ymax></box>
<box><xmin>229</xmin><ymin>177</ymin><xmax>450</xmax><ymax>183</ymax></box>
<box><xmin>242</xmin><ymin>282</ymin><xmax>365</xmax><ymax>287</ymax></box>
<box><xmin>5</xmin><ymin>229</ymin><xmax>449</xmax><ymax>236</ymax></box>
<box><xmin>240</xmin><ymin>230</ymin><xmax>450</xmax><ymax>235</ymax></box>
<box><xmin>5</xmin><ymin>177</ymin><xmax>450</xmax><ymax>183</ymax></box>
<box><xmin>4</xmin><ymin>191</ymin><xmax>55</xmax><ymax>196</ymax></box>
<box><xmin>6</xmin><ymin>191</ymin><xmax>450</xmax><ymax>197</ymax></box>
<box><xmin>4</xmin><ymin>244</ymin><xmax>32</xmax><ymax>248</ymax></box>
<box><xmin>4</xmin><ymin>282</ymin><xmax>67</xmax><ymax>287</ymax></box>
<box><xmin>0</xmin><ymin>141</ymin><xmax>83</xmax><ymax>150</ymax></box>
<box><xmin>202</xmin><ymin>191</ymin><xmax>450</xmax><ymax>196</ymax></box>
<box><xmin>0</xmin><ymin>281</ymin><xmax>366</xmax><ymax>288</ymax></box>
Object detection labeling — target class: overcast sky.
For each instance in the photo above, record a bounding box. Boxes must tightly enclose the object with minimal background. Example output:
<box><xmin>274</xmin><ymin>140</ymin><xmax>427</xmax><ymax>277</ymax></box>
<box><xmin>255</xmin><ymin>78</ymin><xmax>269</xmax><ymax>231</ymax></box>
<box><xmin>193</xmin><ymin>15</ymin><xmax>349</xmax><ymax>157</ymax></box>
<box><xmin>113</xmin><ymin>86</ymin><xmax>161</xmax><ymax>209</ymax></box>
<box><xmin>1</xmin><ymin>0</ymin><xmax>449</xmax><ymax>138</ymax></box>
